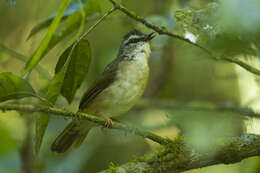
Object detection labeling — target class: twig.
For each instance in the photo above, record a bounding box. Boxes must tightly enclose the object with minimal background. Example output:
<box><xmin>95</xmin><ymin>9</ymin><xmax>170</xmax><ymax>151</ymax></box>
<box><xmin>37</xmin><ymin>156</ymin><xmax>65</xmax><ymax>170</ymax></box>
<box><xmin>108</xmin><ymin>0</ymin><xmax>260</xmax><ymax>76</ymax></box>
<box><xmin>0</xmin><ymin>103</ymin><xmax>172</xmax><ymax>146</ymax></box>
<box><xmin>76</xmin><ymin>7</ymin><xmax>117</xmax><ymax>44</ymax></box>
<box><xmin>100</xmin><ymin>134</ymin><xmax>260</xmax><ymax>173</ymax></box>
<box><xmin>67</xmin><ymin>7</ymin><xmax>117</xmax><ymax>67</ymax></box>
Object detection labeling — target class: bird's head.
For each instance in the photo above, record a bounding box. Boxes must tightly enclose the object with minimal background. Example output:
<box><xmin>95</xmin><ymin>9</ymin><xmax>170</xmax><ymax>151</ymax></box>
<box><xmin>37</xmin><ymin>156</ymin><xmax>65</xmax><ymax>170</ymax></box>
<box><xmin>118</xmin><ymin>29</ymin><xmax>155</xmax><ymax>60</ymax></box>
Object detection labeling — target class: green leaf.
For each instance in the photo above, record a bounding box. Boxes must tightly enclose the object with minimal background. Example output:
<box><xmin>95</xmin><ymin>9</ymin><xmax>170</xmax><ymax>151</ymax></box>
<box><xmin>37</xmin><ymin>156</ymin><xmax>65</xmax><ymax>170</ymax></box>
<box><xmin>27</xmin><ymin>0</ymin><xmax>101</xmax><ymax>42</ymax></box>
<box><xmin>35</xmin><ymin>0</ymin><xmax>86</xmax><ymax>155</ymax></box>
<box><xmin>27</xmin><ymin>0</ymin><xmax>88</xmax><ymax>39</ymax></box>
<box><xmin>23</xmin><ymin>0</ymin><xmax>71</xmax><ymax>78</ymax></box>
<box><xmin>35</xmin><ymin>42</ymin><xmax>76</xmax><ymax>155</ymax></box>
<box><xmin>26</xmin><ymin>0</ymin><xmax>100</xmax><ymax>75</ymax></box>
<box><xmin>56</xmin><ymin>39</ymin><xmax>91</xmax><ymax>103</ymax></box>
<box><xmin>0</xmin><ymin>72</ymin><xmax>35</xmax><ymax>102</ymax></box>
<box><xmin>27</xmin><ymin>18</ymin><xmax>60</xmax><ymax>40</ymax></box>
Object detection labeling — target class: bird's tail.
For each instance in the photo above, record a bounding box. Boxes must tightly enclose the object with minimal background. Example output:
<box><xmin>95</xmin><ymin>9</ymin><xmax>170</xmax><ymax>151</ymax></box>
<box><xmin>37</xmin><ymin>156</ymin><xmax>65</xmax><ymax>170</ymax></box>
<box><xmin>51</xmin><ymin>121</ymin><xmax>92</xmax><ymax>153</ymax></box>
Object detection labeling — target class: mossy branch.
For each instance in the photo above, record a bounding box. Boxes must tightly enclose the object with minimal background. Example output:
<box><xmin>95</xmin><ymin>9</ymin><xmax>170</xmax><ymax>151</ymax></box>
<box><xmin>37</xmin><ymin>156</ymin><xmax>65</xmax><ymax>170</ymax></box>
<box><xmin>0</xmin><ymin>103</ymin><xmax>172</xmax><ymax>146</ymax></box>
<box><xmin>108</xmin><ymin>0</ymin><xmax>260</xmax><ymax>76</ymax></box>
<box><xmin>100</xmin><ymin>134</ymin><xmax>260</xmax><ymax>173</ymax></box>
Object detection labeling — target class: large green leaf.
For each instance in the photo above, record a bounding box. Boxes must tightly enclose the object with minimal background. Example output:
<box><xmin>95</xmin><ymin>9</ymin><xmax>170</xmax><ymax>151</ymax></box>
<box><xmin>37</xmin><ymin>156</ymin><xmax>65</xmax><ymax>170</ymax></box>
<box><xmin>35</xmin><ymin>50</ymin><xmax>73</xmax><ymax>155</ymax></box>
<box><xmin>35</xmin><ymin>0</ymin><xmax>86</xmax><ymax>155</ymax></box>
<box><xmin>23</xmin><ymin>0</ymin><xmax>71</xmax><ymax>78</ymax></box>
<box><xmin>27</xmin><ymin>1</ymin><xmax>87</xmax><ymax>39</ymax></box>
<box><xmin>55</xmin><ymin>39</ymin><xmax>91</xmax><ymax>103</ymax></box>
<box><xmin>35</xmin><ymin>41</ymin><xmax>79</xmax><ymax>155</ymax></box>
<box><xmin>0</xmin><ymin>72</ymin><xmax>35</xmax><ymax>102</ymax></box>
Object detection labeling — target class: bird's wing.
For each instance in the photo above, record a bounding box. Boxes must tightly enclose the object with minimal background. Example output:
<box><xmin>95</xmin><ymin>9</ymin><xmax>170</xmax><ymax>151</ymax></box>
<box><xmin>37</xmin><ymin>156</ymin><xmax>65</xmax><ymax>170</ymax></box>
<box><xmin>78</xmin><ymin>58</ymin><xmax>119</xmax><ymax>110</ymax></box>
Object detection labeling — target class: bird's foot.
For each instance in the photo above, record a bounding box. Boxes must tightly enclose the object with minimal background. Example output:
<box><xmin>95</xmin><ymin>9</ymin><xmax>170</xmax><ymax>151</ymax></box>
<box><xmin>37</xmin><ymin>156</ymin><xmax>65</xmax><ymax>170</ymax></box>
<box><xmin>101</xmin><ymin>115</ymin><xmax>113</xmax><ymax>128</ymax></box>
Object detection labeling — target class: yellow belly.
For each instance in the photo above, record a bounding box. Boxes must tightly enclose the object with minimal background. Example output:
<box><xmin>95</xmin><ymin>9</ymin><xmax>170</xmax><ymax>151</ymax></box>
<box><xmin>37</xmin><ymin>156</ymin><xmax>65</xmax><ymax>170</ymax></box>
<box><xmin>84</xmin><ymin>59</ymin><xmax>149</xmax><ymax>117</ymax></box>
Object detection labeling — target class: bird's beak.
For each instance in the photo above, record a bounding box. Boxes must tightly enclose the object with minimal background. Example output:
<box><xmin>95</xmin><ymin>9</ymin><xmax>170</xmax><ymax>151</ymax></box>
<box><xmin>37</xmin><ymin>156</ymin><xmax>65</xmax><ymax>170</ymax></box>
<box><xmin>143</xmin><ymin>32</ymin><xmax>156</xmax><ymax>41</ymax></box>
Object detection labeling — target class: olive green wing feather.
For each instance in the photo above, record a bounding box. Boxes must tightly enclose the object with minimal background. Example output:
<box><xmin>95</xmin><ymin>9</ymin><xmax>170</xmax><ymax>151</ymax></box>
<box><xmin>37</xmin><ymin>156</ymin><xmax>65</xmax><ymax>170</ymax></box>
<box><xmin>79</xmin><ymin>59</ymin><xmax>119</xmax><ymax>110</ymax></box>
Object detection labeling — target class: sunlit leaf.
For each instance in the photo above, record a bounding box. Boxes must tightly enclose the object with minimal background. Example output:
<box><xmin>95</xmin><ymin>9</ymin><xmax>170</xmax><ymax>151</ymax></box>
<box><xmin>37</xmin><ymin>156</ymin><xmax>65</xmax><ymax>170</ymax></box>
<box><xmin>27</xmin><ymin>18</ymin><xmax>57</xmax><ymax>40</ymax></box>
<box><xmin>55</xmin><ymin>39</ymin><xmax>91</xmax><ymax>103</ymax></box>
<box><xmin>27</xmin><ymin>0</ymin><xmax>87</xmax><ymax>39</ymax></box>
<box><xmin>27</xmin><ymin>0</ymin><xmax>101</xmax><ymax>40</ymax></box>
<box><xmin>0</xmin><ymin>72</ymin><xmax>35</xmax><ymax>102</ymax></box>
<box><xmin>44</xmin><ymin>0</ymin><xmax>100</xmax><ymax>53</ymax></box>
<box><xmin>23</xmin><ymin>0</ymin><xmax>71</xmax><ymax>78</ymax></box>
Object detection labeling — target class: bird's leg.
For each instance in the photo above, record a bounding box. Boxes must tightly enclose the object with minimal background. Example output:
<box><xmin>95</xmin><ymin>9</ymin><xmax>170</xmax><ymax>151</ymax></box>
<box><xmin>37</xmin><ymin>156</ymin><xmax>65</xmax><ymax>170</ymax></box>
<box><xmin>110</xmin><ymin>117</ymin><xmax>122</xmax><ymax>123</ymax></box>
<box><xmin>101</xmin><ymin>115</ymin><xmax>113</xmax><ymax>128</ymax></box>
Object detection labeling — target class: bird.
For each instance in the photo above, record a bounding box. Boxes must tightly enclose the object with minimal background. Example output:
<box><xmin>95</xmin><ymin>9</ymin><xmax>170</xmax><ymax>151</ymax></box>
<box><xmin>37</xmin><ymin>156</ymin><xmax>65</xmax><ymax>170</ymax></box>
<box><xmin>51</xmin><ymin>29</ymin><xmax>155</xmax><ymax>153</ymax></box>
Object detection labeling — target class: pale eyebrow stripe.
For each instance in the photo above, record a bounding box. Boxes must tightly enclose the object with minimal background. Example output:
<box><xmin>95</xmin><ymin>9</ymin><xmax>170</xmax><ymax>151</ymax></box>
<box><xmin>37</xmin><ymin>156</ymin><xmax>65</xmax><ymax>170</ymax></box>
<box><xmin>124</xmin><ymin>35</ymin><xmax>140</xmax><ymax>45</ymax></box>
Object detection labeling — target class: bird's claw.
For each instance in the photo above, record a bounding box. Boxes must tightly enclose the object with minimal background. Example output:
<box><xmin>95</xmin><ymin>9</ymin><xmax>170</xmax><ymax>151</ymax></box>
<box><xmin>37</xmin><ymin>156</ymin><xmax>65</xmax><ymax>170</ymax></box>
<box><xmin>101</xmin><ymin>115</ymin><xmax>113</xmax><ymax>128</ymax></box>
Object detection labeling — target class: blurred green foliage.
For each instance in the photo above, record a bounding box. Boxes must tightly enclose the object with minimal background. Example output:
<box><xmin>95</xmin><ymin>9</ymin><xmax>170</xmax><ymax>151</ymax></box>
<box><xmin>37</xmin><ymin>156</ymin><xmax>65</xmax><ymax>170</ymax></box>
<box><xmin>0</xmin><ymin>72</ymin><xmax>36</xmax><ymax>102</ymax></box>
<box><xmin>1</xmin><ymin>0</ymin><xmax>260</xmax><ymax>172</ymax></box>
<box><xmin>174</xmin><ymin>2</ymin><xmax>260</xmax><ymax>57</ymax></box>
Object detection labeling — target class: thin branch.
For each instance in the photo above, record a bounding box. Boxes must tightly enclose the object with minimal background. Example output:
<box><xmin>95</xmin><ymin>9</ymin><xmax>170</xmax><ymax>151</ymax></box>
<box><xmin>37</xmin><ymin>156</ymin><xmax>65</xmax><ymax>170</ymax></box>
<box><xmin>0</xmin><ymin>103</ymin><xmax>172</xmax><ymax>146</ymax></box>
<box><xmin>108</xmin><ymin>0</ymin><xmax>260</xmax><ymax>76</ymax></box>
<box><xmin>76</xmin><ymin>7</ymin><xmax>117</xmax><ymax>43</ymax></box>
<box><xmin>66</xmin><ymin>7</ymin><xmax>117</xmax><ymax>68</ymax></box>
<box><xmin>100</xmin><ymin>134</ymin><xmax>260</xmax><ymax>173</ymax></box>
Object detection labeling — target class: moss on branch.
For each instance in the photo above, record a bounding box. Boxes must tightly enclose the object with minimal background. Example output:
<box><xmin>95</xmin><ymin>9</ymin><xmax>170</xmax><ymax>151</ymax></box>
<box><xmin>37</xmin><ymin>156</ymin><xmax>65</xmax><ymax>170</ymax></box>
<box><xmin>100</xmin><ymin>134</ymin><xmax>260</xmax><ymax>173</ymax></box>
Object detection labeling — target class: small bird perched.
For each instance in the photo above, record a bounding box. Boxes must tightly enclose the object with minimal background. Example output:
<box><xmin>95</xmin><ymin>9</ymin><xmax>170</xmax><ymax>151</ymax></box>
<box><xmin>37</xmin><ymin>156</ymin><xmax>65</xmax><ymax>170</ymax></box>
<box><xmin>51</xmin><ymin>29</ymin><xmax>155</xmax><ymax>153</ymax></box>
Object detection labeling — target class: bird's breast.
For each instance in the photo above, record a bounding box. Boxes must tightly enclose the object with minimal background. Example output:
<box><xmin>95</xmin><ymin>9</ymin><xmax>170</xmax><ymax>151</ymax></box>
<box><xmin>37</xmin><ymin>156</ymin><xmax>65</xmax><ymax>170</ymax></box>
<box><xmin>107</xmin><ymin>58</ymin><xmax>149</xmax><ymax>116</ymax></box>
<box><xmin>87</xmin><ymin>56</ymin><xmax>149</xmax><ymax>117</ymax></box>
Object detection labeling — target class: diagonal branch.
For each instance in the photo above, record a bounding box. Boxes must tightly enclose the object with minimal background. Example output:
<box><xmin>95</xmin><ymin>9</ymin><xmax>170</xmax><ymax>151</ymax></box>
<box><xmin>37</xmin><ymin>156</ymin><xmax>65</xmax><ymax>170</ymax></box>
<box><xmin>100</xmin><ymin>134</ymin><xmax>260</xmax><ymax>173</ymax></box>
<box><xmin>0</xmin><ymin>103</ymin><xmax>172</xmax><ymax>146</ymax></box>
<box><xmin>108</xmin><ymin>0</ymin><xmax>260</xmax><ymax>76</ymax></box>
